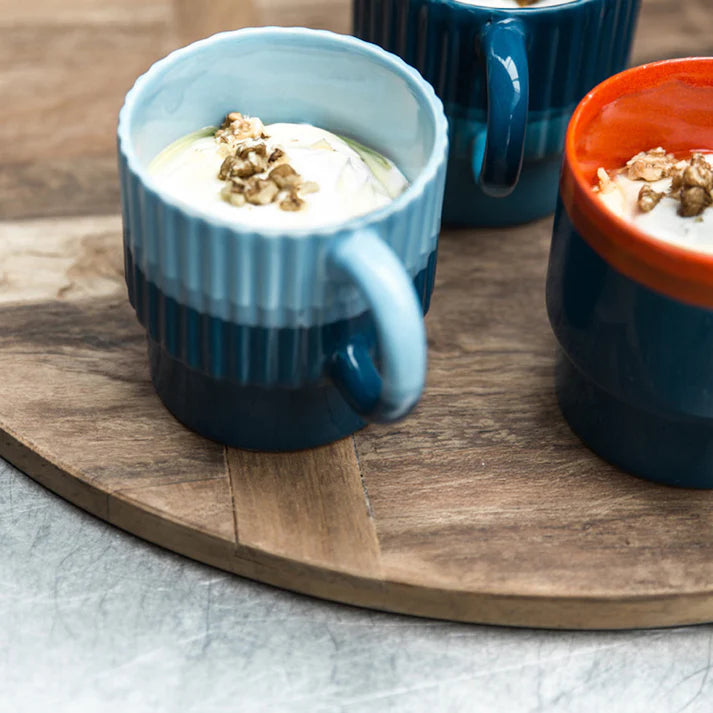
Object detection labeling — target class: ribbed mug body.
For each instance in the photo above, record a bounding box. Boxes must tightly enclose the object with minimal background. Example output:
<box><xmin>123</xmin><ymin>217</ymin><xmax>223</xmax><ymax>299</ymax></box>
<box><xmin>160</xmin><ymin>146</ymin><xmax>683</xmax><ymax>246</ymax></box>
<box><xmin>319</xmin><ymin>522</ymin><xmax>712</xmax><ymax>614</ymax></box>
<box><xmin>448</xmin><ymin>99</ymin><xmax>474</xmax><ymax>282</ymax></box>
<box><xmin>354</xmin><ymin>0</ymin><xmax>641</xmax><ymax>225</ymax></box>
<box><xmin>118</xmin><ymin>28</ymin><xmax>449</xmax><ymax>450</ymax></box>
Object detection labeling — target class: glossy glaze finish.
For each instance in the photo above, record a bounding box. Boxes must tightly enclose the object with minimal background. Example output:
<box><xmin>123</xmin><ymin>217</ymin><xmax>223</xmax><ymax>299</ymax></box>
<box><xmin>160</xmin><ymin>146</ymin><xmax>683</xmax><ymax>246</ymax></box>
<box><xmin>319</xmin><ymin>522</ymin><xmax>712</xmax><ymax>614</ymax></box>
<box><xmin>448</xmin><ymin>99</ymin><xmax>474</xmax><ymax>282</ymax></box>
<box><xmin>326</xmin><ymin>229</ymin><xmax>429</xmax><ymax>421</ymax></box>
<box><xmin>126</xmin><ymin>249</ymin><xmax>437</xmax><ymax>387</ymax></box>
<box><xmin>354</xmin><ymin>0</ymin><xmax>641</xmax><ymax>226</ymax></box>
<box><xmin>547</xmin><ymin>59</ymin><xmax>713</xmax><ymax>487</ymax></box>
<box><xmin>118</xmin><ymin>28</ymin><xmax>449</xmax><ymax>449</ymax></box>
<box><xmin>147</xmin><ymin>260</ymin><xmax>438</xmax><ymax>451</ymax></box>
<box><xmin>549</xmin><ymin>209</ymin><xmax>713</xmax><ymax>488</ymax></box>
<box><xmin>477</xmin><ymin>18</ymin><xmax>528</xmax><ymax>198</ymax></box>
<box><xmin>128</xmin><ymin>251</ymin><xmax>437</xmax><ymax>450</ymax></box>
<box><xmin>561</xmin><ymin>58</ymin><xmax>713</xmax><ymax>309</ymax></box>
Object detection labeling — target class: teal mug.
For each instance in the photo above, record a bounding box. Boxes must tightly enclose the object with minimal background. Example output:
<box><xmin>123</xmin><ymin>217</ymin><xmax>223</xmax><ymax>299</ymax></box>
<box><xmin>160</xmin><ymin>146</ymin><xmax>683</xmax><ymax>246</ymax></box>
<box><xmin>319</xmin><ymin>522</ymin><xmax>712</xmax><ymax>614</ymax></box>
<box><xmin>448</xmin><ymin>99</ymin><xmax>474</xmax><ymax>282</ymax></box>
<box><xmin>354</xmin><ymin>0</ymin><xmax>641</xmax><ymax>226</ymax></box>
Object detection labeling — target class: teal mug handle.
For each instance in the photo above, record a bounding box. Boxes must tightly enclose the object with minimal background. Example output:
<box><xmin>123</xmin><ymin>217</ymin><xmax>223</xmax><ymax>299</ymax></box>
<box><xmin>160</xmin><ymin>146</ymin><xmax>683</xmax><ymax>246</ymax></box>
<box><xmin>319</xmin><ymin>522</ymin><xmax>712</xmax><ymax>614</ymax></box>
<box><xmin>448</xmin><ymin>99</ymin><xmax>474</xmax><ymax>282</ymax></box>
<box><xmin>473</xmin><ymin>18</ymin><xmax>529</xmax><ymax>198</ymax></box>
<box><xmin>326</xmin><ymin>228</ymin><xmax>427</xmax><ymax>423</ymax></box>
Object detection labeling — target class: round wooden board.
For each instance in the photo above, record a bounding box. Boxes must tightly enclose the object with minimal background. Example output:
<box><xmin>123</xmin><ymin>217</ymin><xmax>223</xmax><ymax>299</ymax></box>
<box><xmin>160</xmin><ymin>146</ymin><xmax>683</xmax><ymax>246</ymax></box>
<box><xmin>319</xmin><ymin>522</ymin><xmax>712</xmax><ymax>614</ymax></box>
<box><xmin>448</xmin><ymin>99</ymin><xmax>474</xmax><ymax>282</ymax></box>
<box><xmin>4</xmin><ymin>214</ymin><xmax>713</xmax><ymax>630</ymax></box>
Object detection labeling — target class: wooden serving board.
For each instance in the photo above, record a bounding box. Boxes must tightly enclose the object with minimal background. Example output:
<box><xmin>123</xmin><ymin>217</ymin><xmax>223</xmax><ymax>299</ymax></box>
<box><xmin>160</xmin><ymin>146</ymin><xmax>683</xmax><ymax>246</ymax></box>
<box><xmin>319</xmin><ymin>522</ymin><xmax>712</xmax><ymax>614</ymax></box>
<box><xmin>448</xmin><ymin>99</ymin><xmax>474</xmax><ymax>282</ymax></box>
<box><xmin>5</xmin><ymin>213</ymin><xmax>713</xmax><ymax>630</ymax></box>
<box><xmin>3</xmin><ymin>0</ymin><xmax>713</xmax><ymax>631</ymax></box>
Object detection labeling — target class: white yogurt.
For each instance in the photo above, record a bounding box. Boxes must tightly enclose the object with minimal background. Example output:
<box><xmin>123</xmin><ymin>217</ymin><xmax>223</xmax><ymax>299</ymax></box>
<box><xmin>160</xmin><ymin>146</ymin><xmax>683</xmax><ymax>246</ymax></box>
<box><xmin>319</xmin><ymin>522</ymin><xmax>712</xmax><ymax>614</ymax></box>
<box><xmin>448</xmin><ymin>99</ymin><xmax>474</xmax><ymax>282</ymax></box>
<box><xmin>598</xmin><ymin>155</ymin><xmax>713</xmax><ymax>254</ymax></box>
<box><xmin>149</xmin><ymin>123</ymin><xmax>408</xmax><ymax>230</ymax></box>
<box><xmin>455</xmin><ymin>0</ymin><xmax>576</xmax><ymax>8</ymax></box>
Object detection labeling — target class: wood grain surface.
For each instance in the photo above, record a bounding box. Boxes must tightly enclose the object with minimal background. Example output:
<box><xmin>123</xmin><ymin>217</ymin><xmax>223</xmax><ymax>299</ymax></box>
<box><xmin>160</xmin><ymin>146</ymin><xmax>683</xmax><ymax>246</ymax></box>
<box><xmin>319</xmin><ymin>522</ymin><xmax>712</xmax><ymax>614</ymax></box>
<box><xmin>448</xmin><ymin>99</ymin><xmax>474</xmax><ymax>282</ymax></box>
<box><xmin>2</xmin><ymin>0</ymin><xmax>713</xmax><ymax>630</ymax></box>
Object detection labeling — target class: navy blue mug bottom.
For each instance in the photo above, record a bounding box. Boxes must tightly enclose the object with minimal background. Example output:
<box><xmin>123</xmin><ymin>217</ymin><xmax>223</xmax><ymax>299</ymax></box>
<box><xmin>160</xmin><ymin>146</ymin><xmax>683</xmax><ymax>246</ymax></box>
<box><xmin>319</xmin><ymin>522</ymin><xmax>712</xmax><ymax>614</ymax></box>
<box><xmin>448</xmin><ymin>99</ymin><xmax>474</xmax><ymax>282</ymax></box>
<box><xmin>130</xmin><ymin>250</ymin><xmax>438</xmax><ymax>452</ymax></box>
<box><xmin>442</xmin><ymin>154</ymin><xmax>562</xmax><ymax>227</ymax></box>
<box><xmin>556</xmin><ymin>351</ymin><xmax>713</xmax><ymax>489</ymax></box>
<box><xmin>149</xmin><ymin>338</ymin><xmax>367</xmax><ymax>452</ymax></box>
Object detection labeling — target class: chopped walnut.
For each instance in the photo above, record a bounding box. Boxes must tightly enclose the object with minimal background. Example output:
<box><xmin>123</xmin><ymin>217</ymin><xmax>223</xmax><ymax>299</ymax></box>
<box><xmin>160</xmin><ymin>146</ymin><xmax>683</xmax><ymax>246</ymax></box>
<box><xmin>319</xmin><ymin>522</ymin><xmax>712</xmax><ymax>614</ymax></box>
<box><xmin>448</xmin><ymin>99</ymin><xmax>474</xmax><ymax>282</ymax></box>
<box><xmin>221</xmin><ymin>182</ymin><xmax>247</xmax><ymax>207</ymax></box>
<box><xmin>680</xmin><ymin>186</ymin><xmax>712</xmax><ymax>217</ymax></box>
<box><xmin>598</xmin><ymin>149</ymin><xmax>713</xmax><ymax>221</ymax></box>
<box><xmin>670</xmin><ymin>153</ymin><xmax>713</xmax><ymax>217</ymax></box>
<box><xmin>219</xmin><ymin>154</ymin><xmax>255</xmax><ymax>180</ymax></box>
<box><xmin>245</xmin><ymin>179</ymin><xmax>279</xmax><ymax>206</ymax></box>
<box><xmin>215</xmin><ymin>112</ymin><xmax>319</xmax><ymax>213</ymax></box>
<box><xmin>638</xmin><ymin>185</ymin><xmax>665</xmax><ymax>213</ymax></box>
<box><xmin>236</xmin><ymin>142</ymin><xmax>267</xmax><ymax>158</ymax></box>
<box><xmin>269</xmin><ymin>164</ymin><xmax>301</xmax><ymax>189</ymax></box>
<box><xmin>683</xmin><ymin>153</ymin><xmax>713</xmax><ymax>191</ymax></box>
<box><xmin>279</xmin><ymin>193</ymin><xmax>304</xmax><ymax>212</ymax></box>
<box><xmin>626</xmin><ymin>147</ymin><xmax>676</xmax><ymax>182</ymax></box>
<box><xmin>215</xmin><ymin>112</ymin><xmax>265</xmax><ymax>149</ymax></box>
<box><xmin>596</xmin><ymin>167</ymin><xmax>617</xmax><ymax>194</ymax></box>
<box><xmin>670</xmin><ymin>161</ymin><xmax>689</xmax><ymax>193</ymax></box>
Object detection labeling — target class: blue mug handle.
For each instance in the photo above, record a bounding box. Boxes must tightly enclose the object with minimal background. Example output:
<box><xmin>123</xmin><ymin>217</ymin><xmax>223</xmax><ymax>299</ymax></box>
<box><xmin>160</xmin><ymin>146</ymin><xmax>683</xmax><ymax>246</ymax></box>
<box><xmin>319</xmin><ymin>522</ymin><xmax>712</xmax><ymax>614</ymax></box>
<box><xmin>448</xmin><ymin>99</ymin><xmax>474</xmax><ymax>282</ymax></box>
<box><xmin>473</xmin><ymin>18</ymin><xmax>529</xmax><ymax>198</ymax></box>
<box><xmin>326</xmin><ymin>228</ymin><xmax>427</xmax><ymax>423</ymax></box>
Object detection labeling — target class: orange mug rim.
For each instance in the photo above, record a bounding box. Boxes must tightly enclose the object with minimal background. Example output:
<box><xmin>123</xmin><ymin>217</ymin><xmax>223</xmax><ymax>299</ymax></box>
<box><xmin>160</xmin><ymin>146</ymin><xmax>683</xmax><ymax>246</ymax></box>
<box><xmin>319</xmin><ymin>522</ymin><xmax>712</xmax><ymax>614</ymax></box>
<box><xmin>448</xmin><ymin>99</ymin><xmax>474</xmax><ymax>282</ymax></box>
<box><xmin>564</xmin><ymin>57</ymin><xmax>713</xmax><ymax>308</ymax></box>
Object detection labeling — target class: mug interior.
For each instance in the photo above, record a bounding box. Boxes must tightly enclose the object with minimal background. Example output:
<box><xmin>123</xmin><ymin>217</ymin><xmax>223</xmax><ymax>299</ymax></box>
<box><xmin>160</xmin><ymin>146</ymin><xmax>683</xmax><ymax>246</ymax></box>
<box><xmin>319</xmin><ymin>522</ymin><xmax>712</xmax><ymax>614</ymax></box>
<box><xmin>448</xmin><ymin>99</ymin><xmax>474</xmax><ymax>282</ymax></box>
<box><xmin>124</xmin><ymin>29</ymin><xmax>438</xmax><ymax>186</ymax></box>
<box><xmin>568</xmin><ymin>58</ymin><xmax>713</xmax><ymax>193</ymax></box>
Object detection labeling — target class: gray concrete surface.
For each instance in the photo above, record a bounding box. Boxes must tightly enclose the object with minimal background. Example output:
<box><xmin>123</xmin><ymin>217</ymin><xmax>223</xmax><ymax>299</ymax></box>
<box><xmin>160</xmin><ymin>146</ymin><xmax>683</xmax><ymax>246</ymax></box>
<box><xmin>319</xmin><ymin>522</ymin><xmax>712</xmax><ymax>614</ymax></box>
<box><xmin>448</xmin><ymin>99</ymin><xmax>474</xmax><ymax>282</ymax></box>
<box><xmin>1</xmin><ymin>458</ymin><xmax>712</xmax><ymax>713</ymax></box>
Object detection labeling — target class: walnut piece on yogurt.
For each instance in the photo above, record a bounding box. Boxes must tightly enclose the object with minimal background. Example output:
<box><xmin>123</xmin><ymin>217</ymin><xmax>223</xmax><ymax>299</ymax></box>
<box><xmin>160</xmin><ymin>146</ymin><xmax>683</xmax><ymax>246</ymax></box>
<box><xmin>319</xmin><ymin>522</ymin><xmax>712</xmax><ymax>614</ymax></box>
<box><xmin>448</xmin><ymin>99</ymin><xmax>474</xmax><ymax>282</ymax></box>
<box><xmin>595</xmin><ymin>167</ymin><xmax>617</xmax><ymax>194</ymax></box>
<box><xmin>626</xmin><ymin>147</ymin><xmax>676</xmax><ymax>182</ymax></box>
<box><xmin>215</xmin><ymin>112</ymin><xmax>319</xmax><ymax>213</ymax></box>
<box><xmin>215</xmin><ymin>112</ymin><xmax>266</xmax><ymax>149</ymax></box>
<box><xmin>637</xmin><ymin>184</ymin><xmax>665</xmax><ymax>213</ymax></box>
<box><xmin>670</xmin><ymin>153</ymin><xmax>713</xmax><ymax>217</ymax></box>
<box><xmin>596</xmin><ymin>148</ymin><xmax>713</xmax><ymax>219</ymax></box>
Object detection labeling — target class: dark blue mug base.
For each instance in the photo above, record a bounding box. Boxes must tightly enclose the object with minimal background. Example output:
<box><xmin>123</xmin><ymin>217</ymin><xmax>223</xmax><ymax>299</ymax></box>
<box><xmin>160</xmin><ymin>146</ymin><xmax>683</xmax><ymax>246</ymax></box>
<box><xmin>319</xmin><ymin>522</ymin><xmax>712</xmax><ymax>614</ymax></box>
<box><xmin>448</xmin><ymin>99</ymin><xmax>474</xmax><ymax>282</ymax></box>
<box><xmin>556</xmin><ymin>351</ymin><xmax>713</xmax><ymax>489</ymax></box>
<box><xmin>128</xmin><ymin>249</ymin><xmax>437</xmax><ymax>452</ymax></box>
<box><xmin>149</xmin><ymin>338</ymin><xmax>366</xmax><ymax>452</ymax></box>
<box><xmin>442</xmin><ymin>154</ymin><xmax>562</xmax><ymax>227</ymax></box>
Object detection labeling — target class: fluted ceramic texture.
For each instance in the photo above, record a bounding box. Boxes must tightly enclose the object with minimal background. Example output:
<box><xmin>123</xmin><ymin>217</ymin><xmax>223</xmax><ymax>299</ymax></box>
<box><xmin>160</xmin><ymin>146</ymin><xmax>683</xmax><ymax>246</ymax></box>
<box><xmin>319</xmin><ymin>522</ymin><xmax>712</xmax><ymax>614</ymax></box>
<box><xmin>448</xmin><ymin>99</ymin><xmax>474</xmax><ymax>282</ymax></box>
<box><xmin>355</xmin><ymin>0</ymin><xmax>640</xmax><ymax>109</ymax></box>
<box><xmin>355</xmin><ymin>0</ymin><xmax>641</xmax><ymax>160</ymax></box>
<box><xmin>118</xmin><ymin>150</ymin><xmax>445</xmax><ymax>330</ymax></box>
<box><xmin>125</xmin><ymin>248</ymin><xmax>437</xmax><ymax>386</ymax></box>
<box><xmin>117</xmin><ymin>27</ymin><xmax>449</xmax><ymax>389</ymax></box>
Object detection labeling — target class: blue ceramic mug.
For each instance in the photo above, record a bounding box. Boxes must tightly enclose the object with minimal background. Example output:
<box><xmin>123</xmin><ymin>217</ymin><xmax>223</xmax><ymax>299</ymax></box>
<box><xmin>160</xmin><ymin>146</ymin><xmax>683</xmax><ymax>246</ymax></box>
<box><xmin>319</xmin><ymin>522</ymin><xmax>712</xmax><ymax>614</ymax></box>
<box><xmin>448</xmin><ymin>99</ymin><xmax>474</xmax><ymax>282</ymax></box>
<box><xmin>547</xmin><ymin>58</ymin><xmax>713</xmax><ymax>488</ymax></box>
<box><xmin>118</xmin><ymin>28</ymin><xmax>448</xmax><ymax>452</ymax></box>
<box><xmin>354</xmin><ymin>0</ymin><xmax>641</xmax><ymax>226</ymax></box>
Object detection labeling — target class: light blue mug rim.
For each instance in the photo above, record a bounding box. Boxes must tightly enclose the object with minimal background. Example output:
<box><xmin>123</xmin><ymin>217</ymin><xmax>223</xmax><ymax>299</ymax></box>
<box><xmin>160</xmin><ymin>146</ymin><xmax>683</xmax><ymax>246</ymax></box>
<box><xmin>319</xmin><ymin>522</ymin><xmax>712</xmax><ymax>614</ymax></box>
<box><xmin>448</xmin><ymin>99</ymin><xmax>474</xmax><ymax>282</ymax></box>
<box><xmin>117</xmin><ymin>26</ymin><xmax>449</xmax><ymax>241</ymax></box>
<box><xmin>428</xmin><ymin>0</ymin><xmax>592</xmax><ymax>13</ymax></box>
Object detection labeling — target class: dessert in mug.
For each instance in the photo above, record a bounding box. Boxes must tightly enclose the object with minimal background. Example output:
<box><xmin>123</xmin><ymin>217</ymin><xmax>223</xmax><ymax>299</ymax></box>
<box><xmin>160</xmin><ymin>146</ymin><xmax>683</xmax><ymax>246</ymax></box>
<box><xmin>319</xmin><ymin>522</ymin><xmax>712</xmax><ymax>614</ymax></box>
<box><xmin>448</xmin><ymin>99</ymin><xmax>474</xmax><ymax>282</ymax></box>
<box><xmin>455</xmin><ymin>0</ymin><xmax>576</xmax><ymax>8</ymax></box>
<box><xmin>595</xmin><ymin>148</ymin><xmax>713</xmax><ymax>253</ymax></box>
<box><xmin>150</xmin><ymin>112</ymin><xmax>409</xmax><ymax>230</ymax></box>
